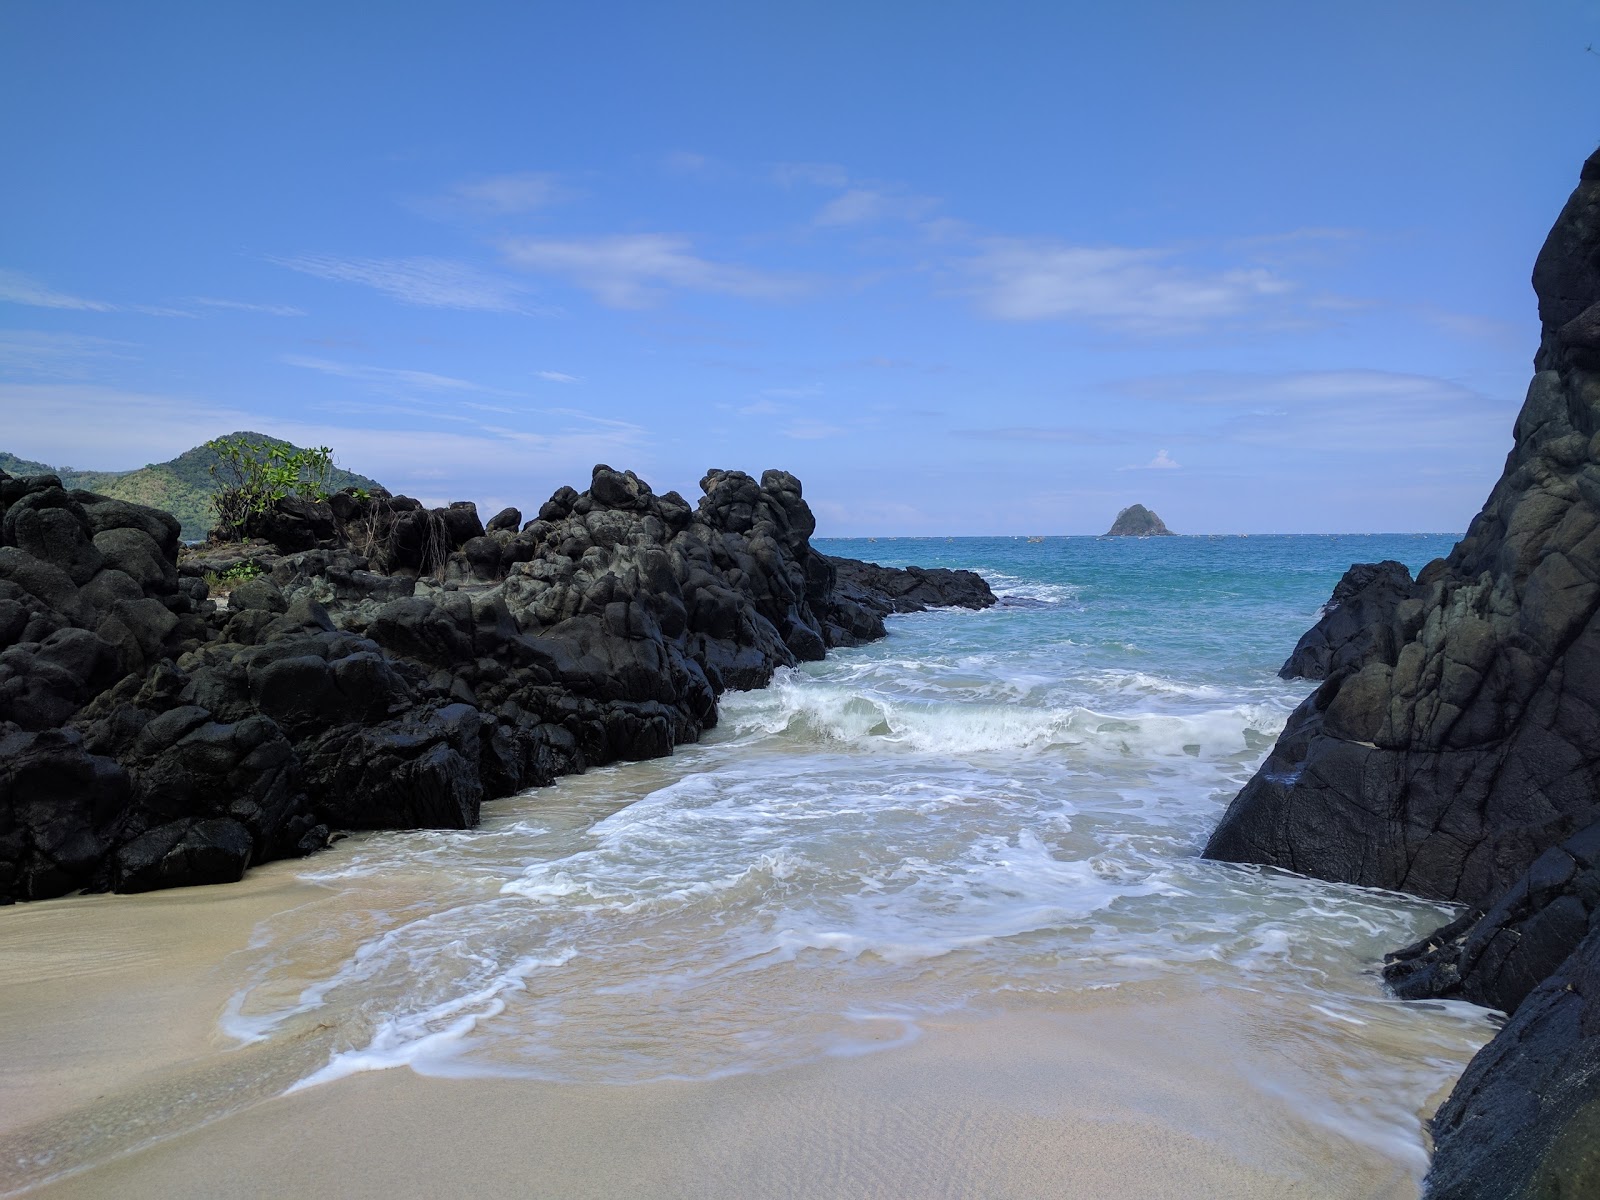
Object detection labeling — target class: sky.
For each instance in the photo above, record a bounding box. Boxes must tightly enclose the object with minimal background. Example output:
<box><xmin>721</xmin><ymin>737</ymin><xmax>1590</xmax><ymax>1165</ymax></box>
<box><xmin>2</xmin><ymin>2</ymin><xmax>1598</xmax><ymax>534</ymax></box>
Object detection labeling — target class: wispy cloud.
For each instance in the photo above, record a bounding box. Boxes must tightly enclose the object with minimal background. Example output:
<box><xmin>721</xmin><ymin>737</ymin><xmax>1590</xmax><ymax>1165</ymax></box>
<box><xmin>500</xmin><ymin>234</ymin><xmax>800</xmax><ymax>308</ymax></box>
<box><xmin>814</xmin><ymin>188</ymin><xmax>937</xmax><ymax>227</ymax></box>
<box><xmin>445</xmin><ymin>172</ymin><xmax>566</xmax><ymax>215</ymax></box>
<box><xmin>535</xmin><ymin>370</ymin><xmax>579</xmax><ymax>383</ymax></box>
<box><xmin>190</xmin><ymin>296</ymin><xmax>306</xmax><ymax>317</ymax></box>
<box><xmin>283</xmin><ymin>354</ymin><xmax>497</xmax><ymax>393</ymax></box>
<box><xmin>954</xmin><ymin>425</ymin><xmax>1129</xmax><ymax>445</ymax></box>
<box><xmin>0</xmin><ymin>269</ymin><xmax>117</xmax><ymax>312</ymax></box>
<box><xmin>0</xmin><ymin>383</ymin><xmax>258</xmax><ymax>467</ymax></box>
<box><xmin>783</xmin><ymin>420</ymin><xmax>844</xmax><ymax>440</ymax></box>
<box><xmin>773</xmin><ymin>162</ymin><xmax>851</xmax><ymax>188</ymax></box>
<box><xmin>662</xmin><ymin>151</ymin><xmax>711</xmax><ymax>174</ymax></box>
<box><xmin>0</xmin><ymin>330</ymin><xmax>137</xmax><ymax>379</ymax></box>
<box><xmin>1121</xmin><ymin>448</ymin><xmax>1181</xmax><ymax>470</ymax></box>
<box><xmin>272</xmin><ymin>254</ymin><xmax>533</xmax><ymax>312</ymax></box>
<box><xmin>0</xmin><ymin>382</ymin><xmax>649</xmax><ymax>512</ymax></box>
<box><xmin>1112</xmin><ymin>369</ymin><xmax>1516</xmax><ymax>454</ymax></box>
<box><xmin>964</xmin><ymin>239</ymin><xmax>1292</xmax><ymax>332</ymax></box>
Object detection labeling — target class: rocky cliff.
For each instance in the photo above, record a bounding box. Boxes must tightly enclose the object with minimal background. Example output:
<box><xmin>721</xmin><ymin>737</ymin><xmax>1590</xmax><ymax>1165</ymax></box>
<box><xmin>0</xmin><ymin>464</ymin><xmax>992</xmax><ymax>902</ymax></box>
<box><xmin>1205</xmin><ymin>149</ymin><xmax>1600</xmax><ymax>1197</ymax></box>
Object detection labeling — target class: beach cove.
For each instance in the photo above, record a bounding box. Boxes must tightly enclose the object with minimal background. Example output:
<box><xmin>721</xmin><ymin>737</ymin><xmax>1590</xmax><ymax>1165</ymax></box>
<box><xmin>2</xmin><ymin>535</ymin><xmax>1497</xmax><ymax>1197</ymax></box>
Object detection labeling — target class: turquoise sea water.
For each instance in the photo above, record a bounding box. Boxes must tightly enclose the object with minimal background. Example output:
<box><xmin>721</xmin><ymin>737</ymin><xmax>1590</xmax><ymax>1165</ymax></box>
<box><xmin>214</xmin><ymin>533</ymin><xmax>1497</xmax><ymax>1179</ymax></box>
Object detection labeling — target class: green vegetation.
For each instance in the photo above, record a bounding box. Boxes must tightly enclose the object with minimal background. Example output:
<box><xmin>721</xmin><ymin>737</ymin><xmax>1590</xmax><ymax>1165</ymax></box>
<box><xmin>0</xmin><ymin>432</ymin><xmax>381</xmax><ymax>541</ymax></box>
<box><xmin>201</xmin><ymin>560</ymin><xmax>266</xmax><ymax>592</ymax></box>
<box><xmin>207</xmin><ymin>435</ymin><xmax>335</xmax><ymax>540</ymax></box>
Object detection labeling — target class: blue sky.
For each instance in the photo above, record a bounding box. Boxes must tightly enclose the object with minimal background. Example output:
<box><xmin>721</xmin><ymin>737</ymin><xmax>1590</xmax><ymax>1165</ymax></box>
<box><xmin>2</xmin><ymin>2</ymin><xmax>1597</xmax><ymax>534</ymax></box>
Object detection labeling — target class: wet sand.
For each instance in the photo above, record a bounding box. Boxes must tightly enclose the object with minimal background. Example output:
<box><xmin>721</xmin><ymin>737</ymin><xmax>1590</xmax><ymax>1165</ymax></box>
<box><xmin>0</xmin><ymin>857</ymin><xmax>1431</xmax><ymax>1200</ymax></box>
<box><xmin>24</xmin><ymin>1007</ymin><xmax>1421</xmax><ymax>1200</ymax></box>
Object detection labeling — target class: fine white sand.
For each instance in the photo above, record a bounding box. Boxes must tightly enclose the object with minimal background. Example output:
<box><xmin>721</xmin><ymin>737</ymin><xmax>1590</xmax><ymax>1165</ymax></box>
<box><xmin>1</xmin><ymin>860</ymin><xmax>1431</xmax><ymax>1200</ymax></box>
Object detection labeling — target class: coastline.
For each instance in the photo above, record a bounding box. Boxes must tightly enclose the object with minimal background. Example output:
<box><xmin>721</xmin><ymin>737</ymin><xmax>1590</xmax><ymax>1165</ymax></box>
<box><xmin>0</xmin><ymin>530</ymin><xmax>1500</xmax><ymax>1197</ymax></box>
<box><xmin>2</xmin><ymin>746</ymin><xmax>1480</xmax><ymax>1199</ymax></box>
<box><xmin>3</xmin><ymin>860</ymin><xmax>1429</xmax><ymax>1200</ymax></box>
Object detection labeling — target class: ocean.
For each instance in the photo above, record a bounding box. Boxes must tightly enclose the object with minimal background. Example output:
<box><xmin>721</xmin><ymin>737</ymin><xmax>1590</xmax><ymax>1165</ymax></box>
<box><xmin>208</xmin><ymin>536</ymin><xmax>1497</xmax><ymax>1163</ymax></box>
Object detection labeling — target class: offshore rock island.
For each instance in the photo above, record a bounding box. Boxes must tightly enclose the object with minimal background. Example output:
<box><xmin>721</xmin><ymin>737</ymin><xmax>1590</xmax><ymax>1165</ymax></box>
<box><xmin>0</xmin><ymin>464</ymin><xmax>992</xmax><ymax>901</ymax></box>
<box><xmin>1104</xmin><ymin>504</ymin><xmax>1173</xmax><ymax>536</ymax></box>
<box><xmin>1206</xmin><ymin>149</ymin><xmax>1600</xmax><ymax>1197</ymax></box>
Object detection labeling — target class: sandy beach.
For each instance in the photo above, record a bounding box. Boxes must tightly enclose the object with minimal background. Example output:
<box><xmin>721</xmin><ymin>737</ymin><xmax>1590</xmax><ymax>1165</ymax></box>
<box><xmin>0</xmin><ymin>853</ymin><xmax>1440</xmax><ymax>1200</ymax></box>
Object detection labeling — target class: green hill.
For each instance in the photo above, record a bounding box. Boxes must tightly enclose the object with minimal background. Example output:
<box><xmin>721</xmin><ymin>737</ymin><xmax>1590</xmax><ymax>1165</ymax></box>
<box><xmin>0</xmin><ymin>432</ymin><xmax>383</xmax><ymax>541</ymax></box>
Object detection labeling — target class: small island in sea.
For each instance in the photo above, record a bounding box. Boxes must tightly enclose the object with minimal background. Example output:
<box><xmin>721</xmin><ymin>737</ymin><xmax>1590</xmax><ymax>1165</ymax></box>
<box><xmin>1104</xmin><ymin>504</ymin><xmax>1174</xmax><ymax>537</ymax></box>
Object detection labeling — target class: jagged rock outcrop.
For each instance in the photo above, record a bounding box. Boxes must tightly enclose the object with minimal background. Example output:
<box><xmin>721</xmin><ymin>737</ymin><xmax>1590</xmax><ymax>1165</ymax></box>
<box><xmin>1204</xmin><ymin>148</ymin><xmax>1600</xmax><ymax>1194</ymax></box>
<box><xmin>1206</xmin><ymin>153</ymin><xmax>1600</xmax><ymax>908</ymax></box>
<box><xmin>1105</xmin><ymin>504</ymin><xmax>1174</xmax><ymax>536</ymax></box>
<box><xmin>1278</xmin><ymin>560</ymin><xmax>1417</xmax><ymax>681</ymax></box>
<box><xmin>825</xmin><ymin>556</ymin><xmax>999</xmax><ymax>622</ymax></box>
<box><xmin>0</xmin><ymin>462</ymin><xmax>993</xmax><ymax>903</ymax></box>
<box><xmin>1385</xmin><ymin>821</ymin><xmax>1600</xmax><ymax>1016</ymax></box>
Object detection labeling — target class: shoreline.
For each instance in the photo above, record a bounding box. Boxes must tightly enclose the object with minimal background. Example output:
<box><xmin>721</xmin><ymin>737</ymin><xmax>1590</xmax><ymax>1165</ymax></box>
<box><xmin>2</xmin><ymin>835</ymin><xmax>1453</xmax><ymax>1200</ymax></box>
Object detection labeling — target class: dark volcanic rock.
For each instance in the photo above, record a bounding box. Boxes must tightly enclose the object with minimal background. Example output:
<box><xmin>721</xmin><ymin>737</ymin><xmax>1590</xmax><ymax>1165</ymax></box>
<box><xmin>824</xmin><ymin>557</ymin><xmax>995</xmax><ymax>623</ymax></box>
<box><xmin>1105</xmin><ymin>504</ymin><xmax>1173</xmax><ymax>536</ymax></box>
<box><xmin>1425</xmin><ymin>923</ymin><xmax>1600</xmax><ymax>1199</ymax></box>
<box><xmin>1206</xmin><ymin>153</ymin><xmax>1600</xmax><ymax>909</ymax></box>
<box><xmin>1205</xmin><ymin>147</ymin><xmax>1600</xmax><ymax>1195</ymax></box>
<box><xmin>1279</xmin><ymin>560</ymin><xmax>1418</xmax><ymax>681</ymax></box>
<box><xmin>0</xmin><ymin>459</ymin><xmax>995</xmax><ymax>903</ymax></box>
<box><xmin>1385</xmin><ymin>819</ymin><xmax>1600</xmax><ymax>1016</ymax></box>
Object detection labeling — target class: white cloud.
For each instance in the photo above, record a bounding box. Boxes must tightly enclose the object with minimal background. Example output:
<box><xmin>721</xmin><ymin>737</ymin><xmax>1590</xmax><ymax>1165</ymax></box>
<box><xmin>964</xmin><ymin>239</ymin><xmax>1292</xmax><ymax>332</ymax></box>
<box><xmin>191</xmin><ymin>297</ymin><xmax>306</xmax><ymax>317</ymax></box>
<box><xmin>282</xmin><ymin>354</ymin><xmax>495</xmax><ymax>393</ymax></box>
<box><xmin>272</xmin><ymin>254</ymin><xmax>533</xmax><ymax>312</ymax></box>
<box><xmin>129</xmin><ymin>305</ymin><xmax>198</xmax><ymax>318</ymax></box>
<box><xmin>535</xmin><ymin>370</ymin><xmax>579</xmax><ymax>383</ymax></box>
<box><xmin>1121</xmin><ymin>448</ymin><xmax>1180</xmax><ymax>470</ymax></box>
<box><xmin>0</xmin><ymin>269</ymin><xmax>117</xmax><ymax>312</ymax></box>
<box><xmin>500</xmin><ymin>234</ymin><xmax>799</xmax><ymax>308</ymax></box>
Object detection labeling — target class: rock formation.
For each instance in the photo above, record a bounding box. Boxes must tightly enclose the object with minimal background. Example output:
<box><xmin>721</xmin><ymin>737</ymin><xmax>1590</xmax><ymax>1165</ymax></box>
<box><xmin>1105</xmin><ymin>504</ymin><xmax>1173</xmax><ymax>536</ymax></box>
<box><xmin>1276</xmin><ymin>560</ymin><xmax>1417</xmax><ymax>682</ymax></box>
<box><xmin>0</xmin><ymin>464</ymin><xmax>993</xmax><ymax>903</ymax></box>
<box><xmin>1205</xmin><ymin>149</ymin><xmax>1600</xmax><ymax>1197</ymax></box>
